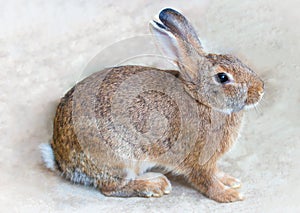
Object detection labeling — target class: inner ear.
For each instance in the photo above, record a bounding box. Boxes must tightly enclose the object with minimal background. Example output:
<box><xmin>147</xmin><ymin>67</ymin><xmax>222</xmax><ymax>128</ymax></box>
<box><xmin>149</xmin><ymin>20</ymin><xmax>180</xmax><ymax>63</ymax></box>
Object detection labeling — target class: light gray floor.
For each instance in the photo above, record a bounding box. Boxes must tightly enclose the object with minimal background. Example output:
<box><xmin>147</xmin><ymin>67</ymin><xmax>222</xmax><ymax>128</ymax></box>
<box><xmin>1</xmin><ymin>0</ymin><xmax>299</xmax><ymax>212</ymax></box>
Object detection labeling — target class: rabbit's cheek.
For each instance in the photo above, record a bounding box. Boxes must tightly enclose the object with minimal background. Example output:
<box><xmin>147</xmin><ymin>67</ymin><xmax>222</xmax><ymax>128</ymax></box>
<box><xmin>222</xmin><ymin>85</ymin><xmax>246</xmax><ymax>110</ymax></box>
<box><xmin>224</xmin><ymin>84</ymin><xmax>243</xmax><ymax>101</ymax></box>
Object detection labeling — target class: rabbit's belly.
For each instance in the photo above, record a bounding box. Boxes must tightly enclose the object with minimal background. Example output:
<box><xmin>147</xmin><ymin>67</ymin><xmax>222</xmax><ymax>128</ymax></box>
<box><xmin>123</xmin><ymin>162</ymin><xmax>157</xmax><ymax>179</ymax></box>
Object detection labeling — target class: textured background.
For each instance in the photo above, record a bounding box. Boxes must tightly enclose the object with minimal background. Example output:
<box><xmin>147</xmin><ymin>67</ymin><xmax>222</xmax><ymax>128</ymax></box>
<box><xmin>0</xmin><ymin>0</ymin><xmax>299</xmax><ymax>212</ymax></box>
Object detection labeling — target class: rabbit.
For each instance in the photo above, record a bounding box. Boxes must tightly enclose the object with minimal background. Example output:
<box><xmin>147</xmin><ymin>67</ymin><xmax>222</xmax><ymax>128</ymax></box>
<box><xmin>40</xmin><ymin>8</ymin><xmax>264</xmax><ymax>203</ymax></box>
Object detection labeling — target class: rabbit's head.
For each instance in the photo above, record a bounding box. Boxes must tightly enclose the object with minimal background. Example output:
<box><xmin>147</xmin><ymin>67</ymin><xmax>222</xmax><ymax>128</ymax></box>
<box><xmin>150</xmin><ymin>8</ymin><xmax>264</xmax><ymax>114</ymax></box>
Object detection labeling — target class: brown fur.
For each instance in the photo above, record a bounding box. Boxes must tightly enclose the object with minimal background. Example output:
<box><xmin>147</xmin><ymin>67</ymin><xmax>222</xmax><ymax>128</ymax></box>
<box><xmin>49</xmin><ymin>8</ymin><xmax>264</xmax><ymax>202</ymax></box>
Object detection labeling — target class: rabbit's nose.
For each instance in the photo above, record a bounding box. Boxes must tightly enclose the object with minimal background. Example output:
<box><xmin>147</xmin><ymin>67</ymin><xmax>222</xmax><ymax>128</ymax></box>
<box><xmin>258</xmin><ymin>80</ymin><xmax>265</xmax><ymax>96</ymax></box>
<box><xmin>258</xmin><ymin>90</ymin><xmax>264</xmax><ymax>97</ymax></box>
<box><xmin>257</xmin><ymin>86</ymin><xmax>264</xmax><ymax>96</ymax></box>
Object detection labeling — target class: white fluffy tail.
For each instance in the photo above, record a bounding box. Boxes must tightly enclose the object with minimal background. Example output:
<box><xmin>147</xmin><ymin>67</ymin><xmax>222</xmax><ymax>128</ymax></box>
<box><xmin>39</xmin><ymin>143</ymin><xmax>56</xmax><ymax>171</ymax></box>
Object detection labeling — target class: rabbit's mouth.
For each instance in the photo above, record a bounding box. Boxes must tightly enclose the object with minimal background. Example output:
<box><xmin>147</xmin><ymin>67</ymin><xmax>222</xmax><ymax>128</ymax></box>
<box><xmin>244</xmin><ymin>90</ymin><xmax>264</xmax><ymax>110</ymax></box>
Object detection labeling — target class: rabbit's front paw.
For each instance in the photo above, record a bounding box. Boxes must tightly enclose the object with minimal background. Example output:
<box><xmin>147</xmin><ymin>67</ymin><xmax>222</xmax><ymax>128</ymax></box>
<box><xmin>207</xmin><ymin>181</ymin><xmax>244</xmax><ymax>203</ymax></box>
<box><xmin>217</xmin><ymin>171</ymin><xmax>241</xmax><ymax>189</ymax></box>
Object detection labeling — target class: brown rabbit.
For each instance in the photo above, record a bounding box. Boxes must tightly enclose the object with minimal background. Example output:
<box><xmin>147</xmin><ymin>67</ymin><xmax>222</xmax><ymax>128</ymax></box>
<box><xmin>40</xmin><ymin>8</ymin><xmax>264</xmax><ymax>202</ymax></box>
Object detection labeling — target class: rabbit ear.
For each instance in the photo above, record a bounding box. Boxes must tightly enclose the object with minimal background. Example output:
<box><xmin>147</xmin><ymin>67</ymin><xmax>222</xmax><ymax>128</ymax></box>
<box><xmin>158</xmin><ymin>8</ymin><xmax>204</xmax><ymax>53</ymax></box>
<box><xmin>150</xmin><ymin>8</ymin><xmax>208</xmax><ymax>83</ymax></box>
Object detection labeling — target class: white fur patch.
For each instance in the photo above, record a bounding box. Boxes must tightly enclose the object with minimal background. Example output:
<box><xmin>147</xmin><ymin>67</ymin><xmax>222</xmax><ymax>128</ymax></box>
<box><xmin>215</xmin><ymin>107</ymin><xmax>234</xmax><ymax>114</ymax></box>
<box><xmin>138</xmin><ymin>161</ymin><xmax>156</xmax><ymax>175</ymax></box>
<box><xmin>70</xmin><ymin>168</ymin><xmax>93</xmax><ymax>186</ymax></box>
<box><xmin>39</xmin><ymin>143</ymin><xmax>56</xmax><ymax>171</ymax></box>
<box><xmin>124</xmin><ymin>168</ymin><xmax>137</xmax><ymax>181</ymax></box>
<box><xmin>244</xmin><ymin>101</ymin><xmax>259</xmax><ymax>110</ymax></box>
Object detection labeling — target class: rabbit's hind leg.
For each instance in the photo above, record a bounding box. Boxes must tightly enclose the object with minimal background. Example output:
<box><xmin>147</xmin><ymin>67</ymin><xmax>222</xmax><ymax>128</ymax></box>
<box><xmin>101</xmin><ymin>172</ymin><xmax>172</xmax><ymax>198</ymax></box>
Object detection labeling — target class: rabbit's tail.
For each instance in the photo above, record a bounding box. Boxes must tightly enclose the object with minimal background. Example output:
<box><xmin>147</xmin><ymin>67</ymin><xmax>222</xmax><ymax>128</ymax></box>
<box><xmin>39</xmin><ymin>143</ymin><xmax>56</xmax><ymax>171</ymax></box>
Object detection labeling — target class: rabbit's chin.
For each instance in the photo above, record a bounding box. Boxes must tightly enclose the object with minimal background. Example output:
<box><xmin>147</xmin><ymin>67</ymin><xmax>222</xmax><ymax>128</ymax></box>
<box><xmin>216</xmin><ymin>102</ymin><xmax>260</xmax><ymax>114</ymax></box>
<box><xmin>213</xmin><ymin>106</ymin><xmax>244</xmax><ymax>115</ymax></box>
<box><xmin>243</xmin><ymin>102</ymin><xmax>259</xmax><ymax>110</ymax></box>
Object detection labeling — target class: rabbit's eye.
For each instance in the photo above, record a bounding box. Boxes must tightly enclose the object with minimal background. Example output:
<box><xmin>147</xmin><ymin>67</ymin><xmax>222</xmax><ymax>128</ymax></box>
<box><xmin>216</xmin><ymin>73</ymin><xmax>230</xmax><ymax>84</ymax></box>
